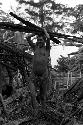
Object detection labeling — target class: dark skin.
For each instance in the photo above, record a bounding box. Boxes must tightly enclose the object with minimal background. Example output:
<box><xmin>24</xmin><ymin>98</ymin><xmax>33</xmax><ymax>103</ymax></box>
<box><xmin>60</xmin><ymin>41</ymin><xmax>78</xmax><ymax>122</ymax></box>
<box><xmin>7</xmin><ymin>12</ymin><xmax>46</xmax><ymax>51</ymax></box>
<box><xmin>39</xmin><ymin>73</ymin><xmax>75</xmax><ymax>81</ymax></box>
<box><xmin>26</xmin><ymin>29</ymin><xmax>50</xmax><ymax>109</ymax></box>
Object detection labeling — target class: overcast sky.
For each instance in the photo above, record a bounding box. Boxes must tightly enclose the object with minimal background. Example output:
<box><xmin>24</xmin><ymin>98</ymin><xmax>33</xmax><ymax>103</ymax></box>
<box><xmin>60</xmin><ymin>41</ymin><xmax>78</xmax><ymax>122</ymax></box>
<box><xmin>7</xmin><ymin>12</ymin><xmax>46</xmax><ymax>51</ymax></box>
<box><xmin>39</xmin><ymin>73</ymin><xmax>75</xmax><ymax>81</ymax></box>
<box><xmin>0</xmin><ymin>0</ymin><xmax>82</xmax><ymax>67</ymax></box>
<box><xmin>54</xmin><ymin>0</ymin><xmax>83</xmax><ymax>7</ymax></box>
<box><xmin>34</xmin><ymin>0</ymin><xmax>83</xmax><ymax>7</ymax></box>
<box><xmin>1</xmin><ymin>0</ymin><xmax>83</xmax><ymax>10</ymax></box>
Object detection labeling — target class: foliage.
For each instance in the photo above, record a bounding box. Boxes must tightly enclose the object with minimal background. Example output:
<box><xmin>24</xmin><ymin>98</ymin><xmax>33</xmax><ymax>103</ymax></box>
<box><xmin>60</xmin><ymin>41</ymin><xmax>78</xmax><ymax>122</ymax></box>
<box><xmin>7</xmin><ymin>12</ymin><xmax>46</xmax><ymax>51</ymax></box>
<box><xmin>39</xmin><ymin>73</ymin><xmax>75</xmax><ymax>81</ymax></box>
<box><xmin>68</xmin><ymin>5</ymin><xmax>83</xmax><ymax>33</ymax></box>
<box><xmin>54</xmin><ymin>55</ymin><xmax>69</xmax><ymax>73</ymax></box>
<box><xmin>69</xmin><ymin>56</ymin><xmax>80</xmax><ymax>72</ymax></box>
<box><xmin>69</xmin><ymin>47</ymin><xmax>83</xmax><ymax>73</ymax></box>
<box><xmin>16</xmin><ymin>0</ymin><xmax>75</xmax><ymax>34</ymax></box>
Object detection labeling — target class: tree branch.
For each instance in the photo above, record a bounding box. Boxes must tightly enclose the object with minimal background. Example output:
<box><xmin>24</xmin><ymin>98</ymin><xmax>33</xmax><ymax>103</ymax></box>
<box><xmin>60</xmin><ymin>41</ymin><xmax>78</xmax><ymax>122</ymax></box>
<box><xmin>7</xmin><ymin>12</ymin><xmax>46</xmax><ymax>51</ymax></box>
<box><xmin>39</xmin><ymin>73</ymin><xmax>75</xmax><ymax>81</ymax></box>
<box><xmin>0</xmin><ymin>13</ymin><xmax>82</xmax><ymax>43</ymax></box>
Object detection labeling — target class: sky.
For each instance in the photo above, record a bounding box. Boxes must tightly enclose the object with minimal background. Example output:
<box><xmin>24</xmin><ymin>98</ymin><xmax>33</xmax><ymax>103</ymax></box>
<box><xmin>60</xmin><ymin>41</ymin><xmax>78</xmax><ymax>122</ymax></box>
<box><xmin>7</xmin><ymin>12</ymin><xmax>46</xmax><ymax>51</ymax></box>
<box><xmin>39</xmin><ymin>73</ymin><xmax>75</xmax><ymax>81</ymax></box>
<box><xmin>1</xmin><ymin>0</ymin><xmax>83</xmax><ymax>10</ymax></box>
<box><xmin>34</xmin><ymin>0</ymin><xmax>83</xmax><ymax>7</ymax></box>
<box><xmin>0</xmin><ymin>0</ymin><xmax>82</xmax><ymax>67</ymax></box>
<box><xmin>54</xmin><ymin>0</ymin><xmax>83</xmax><ymax>7</ymax></box>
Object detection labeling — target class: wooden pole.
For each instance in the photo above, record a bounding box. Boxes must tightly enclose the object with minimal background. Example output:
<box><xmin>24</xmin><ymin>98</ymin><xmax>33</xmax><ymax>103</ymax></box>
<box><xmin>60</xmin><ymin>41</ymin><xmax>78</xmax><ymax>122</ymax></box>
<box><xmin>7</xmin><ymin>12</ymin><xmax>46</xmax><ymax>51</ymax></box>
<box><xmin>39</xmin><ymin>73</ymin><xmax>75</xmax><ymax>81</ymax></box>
<box><xmin>67</xmin><ymin>55</ymin><xmax>70</xmax><ymax>89</ymax></box>
<box><xmin>71</xmin><ymin>72</ymin><xmax>72</xmax><ymax>85</ymax></box>
<box><xmin>79</xmin><ymin>62</ymin><xmax>82</xmax><ymax>78</ymax></box>
<box><xmin>80</xmin><ymin>71</ymin><xmax>82</xmax><ymax>78</ymax></box>
<box><xmin>67</xmin><ymin>71</ymin><xmax>70</xmax><ymax>89</ymax></box>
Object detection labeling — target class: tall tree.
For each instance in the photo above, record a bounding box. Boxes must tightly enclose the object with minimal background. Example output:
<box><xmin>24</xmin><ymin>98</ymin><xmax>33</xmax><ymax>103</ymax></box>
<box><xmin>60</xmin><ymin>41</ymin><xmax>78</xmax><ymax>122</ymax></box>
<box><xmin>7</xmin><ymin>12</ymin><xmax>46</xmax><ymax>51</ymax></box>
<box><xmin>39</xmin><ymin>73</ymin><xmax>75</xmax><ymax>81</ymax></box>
<box><xmin>16</xmin><ymin>0</ymin><xmax>74</xmax><ymax>34</ymax></box>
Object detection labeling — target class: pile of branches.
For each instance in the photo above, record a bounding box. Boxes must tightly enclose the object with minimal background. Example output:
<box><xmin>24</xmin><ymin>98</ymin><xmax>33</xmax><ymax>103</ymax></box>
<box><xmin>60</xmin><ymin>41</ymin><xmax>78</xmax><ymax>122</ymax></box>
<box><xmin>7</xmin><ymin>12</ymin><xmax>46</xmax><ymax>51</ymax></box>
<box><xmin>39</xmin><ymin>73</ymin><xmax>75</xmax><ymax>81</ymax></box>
<box><xmin>0</xmin><ymin>36</ymin><xmax>64</xmax><ymax>125</ymax></box>
<box><xmin>0</xmin><ymin>41</ymin><xmax>33</xmax><ymax>85</ymax></box>
<box><xmin>1</xmin><ymin>84</ymin><xmax>64</xmax><ymax>125</ymax></box>
<box><xmin>1</xmin><ymin>41</ymin><xmax>82</xmax><ymax>125</ymax></box>
<box><xmin>0</xmin><ymin>43</ymin><xmax>64</xmax><ymax>125</ymax></box>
